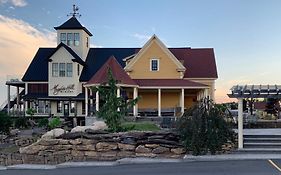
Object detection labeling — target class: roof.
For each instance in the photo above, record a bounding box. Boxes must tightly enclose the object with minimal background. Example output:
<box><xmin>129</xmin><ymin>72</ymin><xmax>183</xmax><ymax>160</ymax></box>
<box><xmin>79</xmin><ymin>48</ymin><xmax>138</xmax><ymax>81</ymax></box>
<box><xmin>22</xmin><ymin>93</ymin><xmax>85</xmax><ymax>100</ymax></box>
<box><xmin>169</xmin><ymin>48</ymin><xmax>218</xmax><ymax>79</ymax></box>
<box><xmin>22</xmin><ymin>47</ymin><xmax>217</xmax><ymax>82</ymax></box>
<box><xmin>86</xmin><ymin>56</ymin><xmax>137</xmax><ymax>86</ymax></box>
<box><xmin>22</xmin><ymin>48</ymin><xmax>54</xmax><ymax>82</ymax></box>
<box><xmin>54</xmin><ymin>17</ymin><xmax>93</xmax><ymax>36</ymax></box>
<box><xmin>48</xmin><ymin>42</ymin><xmax>85</xmax><ymax>66</ymax></box>
<box><xmin>134</xmin><ymin>79</ymin><xmax>208</xmax><ymax>88</ymax></box>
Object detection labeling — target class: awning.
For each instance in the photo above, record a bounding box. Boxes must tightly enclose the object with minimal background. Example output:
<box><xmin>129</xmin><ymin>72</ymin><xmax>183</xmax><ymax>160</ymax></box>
<box><xmin>22</xmin><ymin>93</ymin><xmax>85</xmax><ymax>101</ymax></box>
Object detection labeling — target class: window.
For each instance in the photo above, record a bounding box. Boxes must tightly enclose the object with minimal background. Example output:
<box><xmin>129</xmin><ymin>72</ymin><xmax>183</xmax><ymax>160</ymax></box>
<box><xmin>74</xmin><ymin>33</ymin><xmax>80</xmax><ymax>46</ymax></box>
<box><xmin>59</xmin><ymin>63</ymin><xmax>65</xmax><ymax>77</ymax></box>
<box><xmin>67</xmin><ymin>33</ymin><xmax>73</xmax><ymax>46</ymax></box>
<box><xmin>52</xmin><ymin>63</ymin><xmax>58</xmax><ymax>77</ymax></box>
<box><xmin>77</xmin><ymin>64</ymin><xmax>80</xmax><ymax>76</ymax></box>
<box><xmin>66</xmin><ymin>63</ymin><xmax>73</xmax><ymax>77</ymax></box>
<box><xmin>60</xmin><ymin>33</ymin><xmax>66</xmax><ymax>44</ymax></box>
<box><xmin>57</xmin><ymin>101</ymin><xmax>62</xmax><ymax>113</ymax></box>
<box><xmin>86</xmin><ymin>37</ymin><xmax>89</xmax><ymax>48</ymax></box>
<box><xmin>151</xmin><ymin>59</ymin><xmax>159</xmax><ymax>71</ymax></box>
<box><xmin>70</xmin><ymin>101</ymin><xmax>75</xmax><ymax>113</ymax></box>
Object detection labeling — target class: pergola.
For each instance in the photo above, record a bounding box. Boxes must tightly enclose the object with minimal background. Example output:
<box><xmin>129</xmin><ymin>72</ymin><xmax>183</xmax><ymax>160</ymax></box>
<box><xmin>228</xmin><ymin>84</ymin><xmax>281</xmax><ymax>149</ymax></box>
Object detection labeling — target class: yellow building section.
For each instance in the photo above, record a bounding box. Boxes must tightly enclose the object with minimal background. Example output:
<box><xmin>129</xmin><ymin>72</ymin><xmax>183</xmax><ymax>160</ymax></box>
<box><xmin>185</xmin><ymin>96</ymin><xmax>197</xmax><ymax>109</ymax></box>
<box><xmin>128</xmin><ymin>40</ymin><xmax>182</xmax><ymax>79</ymax></box>
<box><xmin>137</xmin><ymin>91</ymin><xmax>196</xmax><ymax>110</ymax></box>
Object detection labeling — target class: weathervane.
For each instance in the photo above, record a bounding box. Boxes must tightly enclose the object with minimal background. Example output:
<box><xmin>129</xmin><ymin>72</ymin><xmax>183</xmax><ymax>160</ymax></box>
<box><xmin>67</xmin><ymin>4</ymin><xmax>81</xmax><ymax>18</ymax></box>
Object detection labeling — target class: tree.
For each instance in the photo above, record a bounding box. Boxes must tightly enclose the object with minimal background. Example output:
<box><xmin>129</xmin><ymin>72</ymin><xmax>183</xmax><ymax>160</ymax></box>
<box><xmin>93</xmin><ymin>69</ymin><xmax>139</xmax><ymax>132</ymax></box>
<box><xmin>0</xmin><ymin>112</ymin><xmax>12</xmax><ymax>134</ymax></box>
<box><xmin>265</xmin><ymin>98</ymin><xmax>278</xmax><ymax>116</ymax></box>
<box><xmin>177</xmin><ymin>98</ymin><xmax>235</xmax><ymax>155</ymax></box>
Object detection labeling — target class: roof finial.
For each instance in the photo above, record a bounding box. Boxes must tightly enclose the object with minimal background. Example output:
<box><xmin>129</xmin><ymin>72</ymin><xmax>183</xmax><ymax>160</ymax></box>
<box><xmin>67</xmin><ymin>4</ymin><xmax>81</xmax><ymax>18</ymax></box>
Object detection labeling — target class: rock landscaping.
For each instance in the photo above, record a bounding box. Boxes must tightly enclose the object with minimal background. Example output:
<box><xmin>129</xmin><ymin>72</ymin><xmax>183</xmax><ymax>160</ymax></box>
<box><xmin>0</xmin><ymin>129</ymin><xmax>236</xmax><ymax>165</ymax></box>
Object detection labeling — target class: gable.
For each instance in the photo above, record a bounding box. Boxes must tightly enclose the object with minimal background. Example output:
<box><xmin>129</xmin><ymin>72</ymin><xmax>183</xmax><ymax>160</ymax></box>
<box><xmin>49</xmin><ymin>46</ymin><xmax>77</xmax><ymax>63</ymax></box>
<box><xmin>125</xmin><ymin>35</ymin><xmax>186</xmax><ymax>79</ymax></box>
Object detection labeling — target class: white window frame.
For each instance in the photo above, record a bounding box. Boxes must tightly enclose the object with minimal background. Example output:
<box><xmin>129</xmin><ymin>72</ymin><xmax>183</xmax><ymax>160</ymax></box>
<box><xmin>52</xmin><ymin>63</ymin><xmax>58</xmax><ymax>77</ymax></box>
<box><xmin>59</xmin><ymin>63</ymin><xmax>66</xmax><ymax>77</ymax></box>
<box><xmin>74</xmin><ymin>33</ymin><xmax>80</xmax><ymax>46</ymax></box>
<box><xmin>150</xmin><ymin>58</ymin><xmax>159</xmax><ymax>71</ymax></box>
<box><xmin>66</xmin><ymin>63</ymin><xmax>73</xmax><ymax>77</ymax></box>
<box><xmin>60</xmin><ymin>33</ymin><xmax>66</xmax><ymax>44</ymax></box>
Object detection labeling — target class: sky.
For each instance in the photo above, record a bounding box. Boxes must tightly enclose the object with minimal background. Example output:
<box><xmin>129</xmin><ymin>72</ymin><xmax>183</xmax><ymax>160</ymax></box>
<box><xmin>1</xmin><ymin>0</ymin><xmax>281</xmax><ymax>105</ymax></box>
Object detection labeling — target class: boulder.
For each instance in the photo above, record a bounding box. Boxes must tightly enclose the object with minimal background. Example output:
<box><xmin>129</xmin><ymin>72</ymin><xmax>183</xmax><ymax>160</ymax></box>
<box><xmin>42</xmin><ymin>128</ymin><xmax>66</xmax><ymax>139</ymax></box>
<box><xmin>135</xmin><ymin>145</ymin><xmax>151</xmax><ymax>153</ymax></box>
<box><xmin>69</xmin><ymin>139</ymin><xmax>82</xmax><ymax>145</ymax></box>
<box><xmin>117</xmin><ymin>143</ymin><xmax>135</xmax><ymax>151</ymax></box>
<box><xmin>37</xmin><ymin>139</ymin><xmax>59</xmax><ymax>146</ymax></box>
<box><xmin>20</xmin><ymin>145</ymin><xmax>48</xmax><ymax>154</ymax></box>
<box><xmin>96</xmin><ymin>142</ymin><xmax>117</xmax><ymax>151</ymax></box>
<box><xmin>71</xmin><ymin>121</ymin><xmax>108</xmax><ymax>133</ymax></box>
<box><xmin>10</xmin><ymin>129</ymin><xmax>20</xmax><ymax>136</ymax></box>
<box><xmin>145</xmin><ymin>144</ymin><xmax>159</xmax><ymax>149</ymax></box>
<box><xmin>152</xmin><ymin>146</ymin><xmax>170</xmax><ymax>154</ymax></box>
<box><xmin>170</xmin><ymin>148</ymin><xmax>185</xmax><ymax>154</ymax></box>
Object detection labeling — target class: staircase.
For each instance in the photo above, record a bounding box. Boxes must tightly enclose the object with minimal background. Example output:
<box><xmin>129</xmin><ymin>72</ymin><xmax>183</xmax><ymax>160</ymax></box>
<box><xmin>235</xmin><ymin>134</ymin><xmax>281</xmax><ymax>154</ymax></box>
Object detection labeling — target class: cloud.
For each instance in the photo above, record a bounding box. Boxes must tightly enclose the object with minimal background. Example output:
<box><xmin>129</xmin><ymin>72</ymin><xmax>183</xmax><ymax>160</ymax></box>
<box><xmin>0</xmin><ymin>15</ymin><xmax>56</xmax><ymax>103</ymax></box>
<box><xmin>132</xmin><ymin>33</ymin><xmax>150</xmax><ymax>41</ymax></box>
<box><xmin>0</xmin><ymin>15</ymin><xmax>56</xmax><ymax>78</ymax></box>
<box><xmin>90</xmin><ymin>44</ymin><xmax>103</xmax><ymax>48</ymax></box>
<box><xmin>0</xmin><ymin>0</ymin><xmax>27</xmax><ymax>7</ymax></box>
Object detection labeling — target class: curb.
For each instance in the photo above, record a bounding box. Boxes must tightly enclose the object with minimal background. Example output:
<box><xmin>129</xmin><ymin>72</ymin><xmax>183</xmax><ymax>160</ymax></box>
<box><xmin>183</xmin><ymin>154</ymin><xmax>281</xmax><ymax>162</ymax></box>
<box><xmin>7</xmin><ymin>164</ymin><xmax>56</xmax><ymax>170</ymax></box>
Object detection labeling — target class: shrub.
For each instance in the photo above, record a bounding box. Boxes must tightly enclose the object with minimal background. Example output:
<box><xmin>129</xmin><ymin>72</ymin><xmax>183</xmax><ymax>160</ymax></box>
<box><xmin>177</xmin><ymin>98</ymin><xmax>234</xmax><ymax>155</ymax></box>
<box><xmin>38</xmin><ymin>118</ymin><xmax>49</xmax><ymax>128</ymax></box>
<box><xmin>14</xmin><ymin>117</ymin><xmax>29</xmax><ymax>129</ymax></box>
<box><xmin>48</xmin><ymin>117</ymin><xmax>62</xmax><ymax>130</ymax></box>
<box><xmin>0</xmin><ymin>112</ymin><xmax>12</xmax><ymax>134</ymax></box>
<box><xmin>95</xmin><ymin>69</ymin><xmax>139</xmax><ymax>132</ymax></box>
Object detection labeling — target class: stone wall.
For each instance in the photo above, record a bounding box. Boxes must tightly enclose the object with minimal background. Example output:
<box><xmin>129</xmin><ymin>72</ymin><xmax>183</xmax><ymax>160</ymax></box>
<box><xmin>0</xmin><ymin>130</ymin><xmax>236</xmax><ymax>165</ymax></box>
<box><xmin>4</xmin><ymin>131</ymin><xmax>185</xmax><ymax>165</ymax></box>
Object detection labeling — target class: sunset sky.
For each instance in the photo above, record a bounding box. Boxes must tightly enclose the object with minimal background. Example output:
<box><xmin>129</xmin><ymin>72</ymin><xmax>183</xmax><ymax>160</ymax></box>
<box><xmin>1</xmin><ymin>0</ymin><xmax>281</xmax><ymax>104</ymax></box>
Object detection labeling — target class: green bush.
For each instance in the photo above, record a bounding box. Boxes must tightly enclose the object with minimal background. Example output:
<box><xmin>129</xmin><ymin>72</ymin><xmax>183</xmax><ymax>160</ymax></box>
<box><xmin>38</xmin><ymin>118</ymin><xmax>49</xmax><ymax>128</ymax></box>
<box><xmin>48</xmin><ymin>117</ymin><xmax>62</xmax><ymax>129</ymax></box>
<box><xmin>0</xmin><ymin>112</ymin><xmax>12</xmax><ymax>134</ymax></box>
<box><xmin>177</xmin><ymin>98</ymin><xmax>234</xmax><ymax>155</ymax></box>
<box><xmin>14</xmin><ymin>117</ymin><xmax>29</xmax><ymax>129</ymax></box>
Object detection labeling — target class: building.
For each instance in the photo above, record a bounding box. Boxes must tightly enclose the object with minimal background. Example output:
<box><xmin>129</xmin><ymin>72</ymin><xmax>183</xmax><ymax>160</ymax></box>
<box><xmin>3</xmin><ymin>14</ymin><xmax>218</xmax><ymax>123</ymax></box>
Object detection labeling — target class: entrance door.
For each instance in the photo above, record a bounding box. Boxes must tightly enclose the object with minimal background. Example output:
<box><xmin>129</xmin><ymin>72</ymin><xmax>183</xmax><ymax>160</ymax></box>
<box><xmin>64</xmin><ymin>103</ymin><xmax>69</xmax><ymax>116</ymax></box>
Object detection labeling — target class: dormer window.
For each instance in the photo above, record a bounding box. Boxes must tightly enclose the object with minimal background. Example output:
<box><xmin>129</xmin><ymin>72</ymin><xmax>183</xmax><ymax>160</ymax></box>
<box><xmin>67</xmin><ymin>33</ymin><xmax>73</xmax><ymax>46</ymax></box>
<box><xmin>150</xmin><ymin>59</ymin><xmax>159</xmax><ymax>71</ymax></box>
<box><xmin>74</xmin><ymin>33</ymin><xmax>80</xmax><ymax>46</ymax></box>
<box><xmin>59</xmin><ymin>63</ymin><xmax>66</xmax><ymax>77</ymax></box>
<box><xmin>60</xmin><ymin>33</ymin><xmax>66</xmax><ymax>44</ymax></box>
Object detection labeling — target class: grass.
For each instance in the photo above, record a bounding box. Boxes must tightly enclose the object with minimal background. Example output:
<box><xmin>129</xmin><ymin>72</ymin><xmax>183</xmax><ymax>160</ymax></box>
<box><xmin>121</xmin><ymin>121</ymin><xmax>161</xmax><ymax>131</ymax></box>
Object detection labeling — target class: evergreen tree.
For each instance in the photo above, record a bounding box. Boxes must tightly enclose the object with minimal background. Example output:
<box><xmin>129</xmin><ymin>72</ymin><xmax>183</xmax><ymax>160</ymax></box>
<box><xmin>93</xmin><ymin>69</ymin><xmax>138</xmax><ymax>132</ymax></box>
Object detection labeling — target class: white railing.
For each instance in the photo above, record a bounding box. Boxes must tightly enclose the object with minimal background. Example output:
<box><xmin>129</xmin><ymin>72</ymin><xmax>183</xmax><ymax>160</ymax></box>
<box><xmin>0</xmin><ymin>94</ymin><xmax>17</xmax><ymax>110</ymax></box>
<box><xmin>6</xmin><ymin>75</ymin><xmax>22</xmax><ymax>83</ymax></box>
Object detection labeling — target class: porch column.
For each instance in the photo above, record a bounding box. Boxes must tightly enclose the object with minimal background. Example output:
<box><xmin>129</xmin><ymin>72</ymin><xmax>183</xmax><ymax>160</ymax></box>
<box><xmin>117</xmin><ymin>87</ymin><xmax>120</xmax><ymax>111</ymax></box>
<box><xmin>85</xmin><ymin>87</ymin><xmax>88</xmax><ymax>117</ymax></box>
<box><xmin>7</xmin><ymin>85</ymin><xmax>10</xmax><ymax>115</ymax></box>
<box><xmin>90</xmin><ymin>89</ymin><xmax>93</xmax><ymax>116</ymax></box>
<box><xmin>133</xmin><ymin>87</ymin><xmax>138</xmax><ymax>116</ymax></box>
<box><xmin>181</xmin><ymin>88</ymin><xmax>185</xmax><ymax>114</ymax></box>
<box><xmin>25</xmin><ymin>83</ymin><xmax>28</xmax><ymax>115</ymax></box>
<box><xmin>95</xmin><ymin>91</ymin><xmax>99</xmax><ymax>112</ymax></box>
<box><xmin>238</xmin><ymin>98</ymin><xmax>243</xmax><ymax>149</ymax></box>
<box><xmin>158</xmin><ymin>89</ymin><xmax>161</xmax><ymax>117</ymax></box>
<box><xmin>16</xmin><ymin>87</ymin><xmax>20</xmax><ymax>113</ymax></box>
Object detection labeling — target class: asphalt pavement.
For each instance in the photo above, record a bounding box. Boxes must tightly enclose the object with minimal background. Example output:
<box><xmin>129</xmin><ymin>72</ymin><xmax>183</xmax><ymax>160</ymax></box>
<box><xmin>1</xmin><ymin>159</ymin><xmax>281</xmax><ymax>175</ymax></box>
